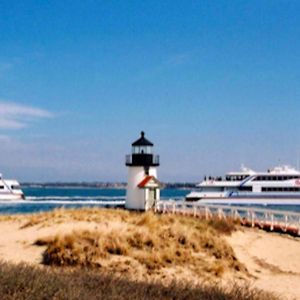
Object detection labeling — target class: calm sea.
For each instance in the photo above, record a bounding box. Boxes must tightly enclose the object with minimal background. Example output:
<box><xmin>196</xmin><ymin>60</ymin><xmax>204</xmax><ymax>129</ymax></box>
<box><xmin>0</xmin><ymin>187</ymin><xmax>187</xmax><ymax>215</ymax></box>
<box><xmin>0</xmin><ymin>187</ymin><xmax>299</xmax><ymax>214</ymax></box>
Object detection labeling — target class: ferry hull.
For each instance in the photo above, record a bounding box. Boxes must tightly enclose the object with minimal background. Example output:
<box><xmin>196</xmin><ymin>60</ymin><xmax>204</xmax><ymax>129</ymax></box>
<box><xmin>186</xmin><ymin>196</ymin><xmax>300</xmax><ymax>205</ymax></box>
<box><xmin>0</xmin><ymin>194</ymin><xmax>25</xmax><ymax>201</ymax></box>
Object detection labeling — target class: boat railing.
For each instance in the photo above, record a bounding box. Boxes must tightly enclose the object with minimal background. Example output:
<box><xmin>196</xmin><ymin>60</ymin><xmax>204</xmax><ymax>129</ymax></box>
<box><xmin>155</xmin><ymin>200</ymin><xmax>300</xmax><ymax>235</ymax></box>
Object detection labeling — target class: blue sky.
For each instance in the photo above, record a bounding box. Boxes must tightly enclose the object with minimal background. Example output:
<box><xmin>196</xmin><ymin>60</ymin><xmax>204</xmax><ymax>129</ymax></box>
<box><xmin>0</xmin><ymin>0</ymin><xmax>300</xmax><ymax>181</ymax></box>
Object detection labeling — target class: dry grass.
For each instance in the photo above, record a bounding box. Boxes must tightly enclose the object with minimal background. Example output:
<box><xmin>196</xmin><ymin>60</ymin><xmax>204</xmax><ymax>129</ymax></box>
<box><xmin>21</xmin><ymin>207</ymin><xmax>132</xmax><ymax>228</ymax></box>
<box><xmin>33</xmin><ymin>208</ymin><xmax>246</xmax><ymax>281</ymax></box>
<box><xmin>0</xmin><ymin>261</ymin><xmax>280</xmax><ymax>300</ymax></box>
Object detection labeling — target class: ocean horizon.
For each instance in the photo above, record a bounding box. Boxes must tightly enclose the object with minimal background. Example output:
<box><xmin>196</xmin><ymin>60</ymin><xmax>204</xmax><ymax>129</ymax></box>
<box><xmin>1</xmin><ymin>187</ymin><xmax>300</xmax><ymax>215</ymax></box>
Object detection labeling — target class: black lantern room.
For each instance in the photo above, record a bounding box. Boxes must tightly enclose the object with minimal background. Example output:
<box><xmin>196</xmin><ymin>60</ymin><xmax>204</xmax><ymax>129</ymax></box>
<box><xmin>125</xmin><ymin>131</ymin><xmax>160</xmax><ymax>167</ymax></box>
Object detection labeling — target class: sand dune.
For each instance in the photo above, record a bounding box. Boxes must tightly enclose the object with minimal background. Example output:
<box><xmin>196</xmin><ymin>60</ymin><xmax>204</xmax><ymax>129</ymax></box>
<box><xmin>0</xmin><ymin>209</ymin><xmax>299</xmax><ymax>299</ymax></box>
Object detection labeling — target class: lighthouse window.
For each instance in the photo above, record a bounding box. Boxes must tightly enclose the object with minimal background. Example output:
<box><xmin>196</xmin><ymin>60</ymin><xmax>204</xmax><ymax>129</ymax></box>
<box><xmin>132</xmin><ymin>146</ymin><xmax>152</xmax><ymax>154</ymax></box>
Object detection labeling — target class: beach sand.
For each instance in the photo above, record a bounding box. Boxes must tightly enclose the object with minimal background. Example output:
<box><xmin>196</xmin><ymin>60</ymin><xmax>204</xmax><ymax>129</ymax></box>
<box><xmin>226</xmin><ymin>229</ymin><xmax>300</xmax><ymax>300</ymax></box>
<box><xmin>0</xmin><ymin>215</ymin><xmax>299</xmax><ymax>299</ymax></box>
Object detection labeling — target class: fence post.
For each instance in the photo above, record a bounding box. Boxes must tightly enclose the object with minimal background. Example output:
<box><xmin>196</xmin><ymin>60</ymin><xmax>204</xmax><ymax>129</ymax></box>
<box><xmin>251</xmin><ymin>211</ymin><xmax>255</xmax><ymax>227</ymax></box>
<box><xmin>270</xmin><ymin>214</ymin><xmax>274</xmax><ymax>231</ymax></box>
<box><xmin>205</xmin><ymin>207</ymin><xmax>209</xmax><ymax>220</ymax></box>
<box><xmin>284</xmin><ymin>215</ymin><xmax>288</xmax><ymax>232</ymax></box>
<box><xmin>218</xmin><ymin>208</ymin><xmax>223</xmax><ymax>220</ymax></box>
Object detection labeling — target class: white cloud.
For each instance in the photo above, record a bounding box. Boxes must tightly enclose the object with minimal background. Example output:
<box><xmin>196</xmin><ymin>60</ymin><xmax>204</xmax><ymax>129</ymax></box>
<box><xmin>0</xmin><ymin>134</ymin><xmax>10</xmax><ymax>141</ymax></box>
<box><xmin>0</xmin><ymin>101</ymin><xmax>53</xmax><ymax>129</ymax></box>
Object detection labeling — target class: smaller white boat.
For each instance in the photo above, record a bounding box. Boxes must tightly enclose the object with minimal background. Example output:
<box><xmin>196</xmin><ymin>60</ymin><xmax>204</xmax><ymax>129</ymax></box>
<box><xmin>0</xmin><ymin>173</ymin><xmax>24</xmax><ymax>200</ymax></box>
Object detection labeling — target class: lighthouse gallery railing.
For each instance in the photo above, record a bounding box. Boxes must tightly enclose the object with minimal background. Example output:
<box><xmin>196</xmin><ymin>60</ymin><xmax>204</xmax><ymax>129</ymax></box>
<box><xmin>125</xmin><ymin>154</ymin><xmax>159</xmax><ymax>165</ymax></box>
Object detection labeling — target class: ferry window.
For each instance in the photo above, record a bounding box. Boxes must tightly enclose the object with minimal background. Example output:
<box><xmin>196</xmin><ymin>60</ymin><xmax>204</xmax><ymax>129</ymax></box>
<box><xmin>11</xmin><ymin>185</ymin><xmax>21</xmax><ymax>190</ymax></box>
<box><xmin>239</xmin><ymin>186</ymin><xmax>252</xmax><ymax>191</ymax></box>
<box><xmin>0</xmin><ymin>186</ymin><xmax>4</xmax><ymax>189</ymax></box>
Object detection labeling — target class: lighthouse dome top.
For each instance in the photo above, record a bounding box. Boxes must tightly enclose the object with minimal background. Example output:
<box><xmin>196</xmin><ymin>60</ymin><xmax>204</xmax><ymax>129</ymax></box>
<box><xmin>132</xmin><ymin>131</ymin><xmax>154</xmax><ymax>147</ymax></box>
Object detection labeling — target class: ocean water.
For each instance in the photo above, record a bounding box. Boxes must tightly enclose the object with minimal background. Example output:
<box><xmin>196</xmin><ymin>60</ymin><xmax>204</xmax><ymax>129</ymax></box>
<box><xmin>0</xmin><ymin>187</ymin><xmax>300</xmax><ymax>215</ymax></box>
<box><xmin>0</xmin><ymin>187</ymin><xmax>188</xmax><ymax>215</ymax></box>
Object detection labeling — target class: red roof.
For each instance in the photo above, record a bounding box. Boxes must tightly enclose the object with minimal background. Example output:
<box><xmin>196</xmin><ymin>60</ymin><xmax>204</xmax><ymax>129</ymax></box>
<box><xmin>138</xmin><ymin>176</ymin><xmax>158</xmax><ymax>188</ymax></box>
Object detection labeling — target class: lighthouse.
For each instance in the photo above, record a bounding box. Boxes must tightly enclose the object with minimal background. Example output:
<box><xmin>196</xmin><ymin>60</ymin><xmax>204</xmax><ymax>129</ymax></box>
<box><xmin>125</xmin><ymin>131</ymin><xmax>161</xmax><ymax>211</ymax></box>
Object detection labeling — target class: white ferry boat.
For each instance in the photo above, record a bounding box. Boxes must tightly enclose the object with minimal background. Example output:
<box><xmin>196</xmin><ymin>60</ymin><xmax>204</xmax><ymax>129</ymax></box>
<box><xmin>186</xmin><ymin>165</ymin><xmax>300</xmax><ymax>205</ymax></box>
<box><xmin>0</xmin><ymin>173</ymin><xmax>24</xmax><ymax>200</ymax></box>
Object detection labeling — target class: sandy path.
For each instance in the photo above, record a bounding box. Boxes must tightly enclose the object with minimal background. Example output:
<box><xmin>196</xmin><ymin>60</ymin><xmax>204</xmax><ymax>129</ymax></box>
<box><xmin>226</xmin><ymin>229</ymin><xmax>300</xmax><ymax>300</ymax></box>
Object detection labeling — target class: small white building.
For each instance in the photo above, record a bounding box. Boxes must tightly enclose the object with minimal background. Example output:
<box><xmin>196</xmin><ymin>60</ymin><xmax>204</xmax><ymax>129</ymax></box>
<box><xmin>125</xmin><ymin>131</ymin><xmax>161</xmax><ymax>211</ymax></box>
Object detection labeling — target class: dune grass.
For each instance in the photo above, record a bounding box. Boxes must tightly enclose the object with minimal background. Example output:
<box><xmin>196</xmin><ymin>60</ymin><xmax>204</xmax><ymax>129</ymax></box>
<box><xmin>0</xmin><ymin>261</ymin><xmax>279</xmax><ymax>300</ymax></box>
<box><xmin>32</xmin><ymin>208</ymin><xmax>245</xmax><ymax>281</ymax></box>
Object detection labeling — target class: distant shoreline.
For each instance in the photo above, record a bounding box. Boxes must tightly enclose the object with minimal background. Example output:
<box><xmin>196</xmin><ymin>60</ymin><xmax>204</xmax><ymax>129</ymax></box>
<box><xmin>20</xmin><ymin>182</ymin><xmax>196</xmax><ymax>189</ymax></box>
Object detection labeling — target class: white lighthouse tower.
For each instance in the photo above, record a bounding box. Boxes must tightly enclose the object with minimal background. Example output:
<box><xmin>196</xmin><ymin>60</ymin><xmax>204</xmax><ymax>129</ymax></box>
<box><xmin>125</xmin><ymin>131</ymin><xmax>161</xmax><ymax>211</ymax></box>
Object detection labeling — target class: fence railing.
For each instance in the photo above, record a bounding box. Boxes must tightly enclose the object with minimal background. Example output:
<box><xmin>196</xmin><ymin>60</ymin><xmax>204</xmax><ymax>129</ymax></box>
<box><xmin>155</xmin><ymin>200</ymin><xmax>300</xmax><ymax>236</ymax></box>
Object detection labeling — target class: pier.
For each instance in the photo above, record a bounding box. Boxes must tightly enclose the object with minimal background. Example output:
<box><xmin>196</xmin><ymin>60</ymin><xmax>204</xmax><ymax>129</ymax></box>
<box><xmin>155</xmin><ymin>200</ymin><xmax>300</xmax><ymax>236</ymax></box>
